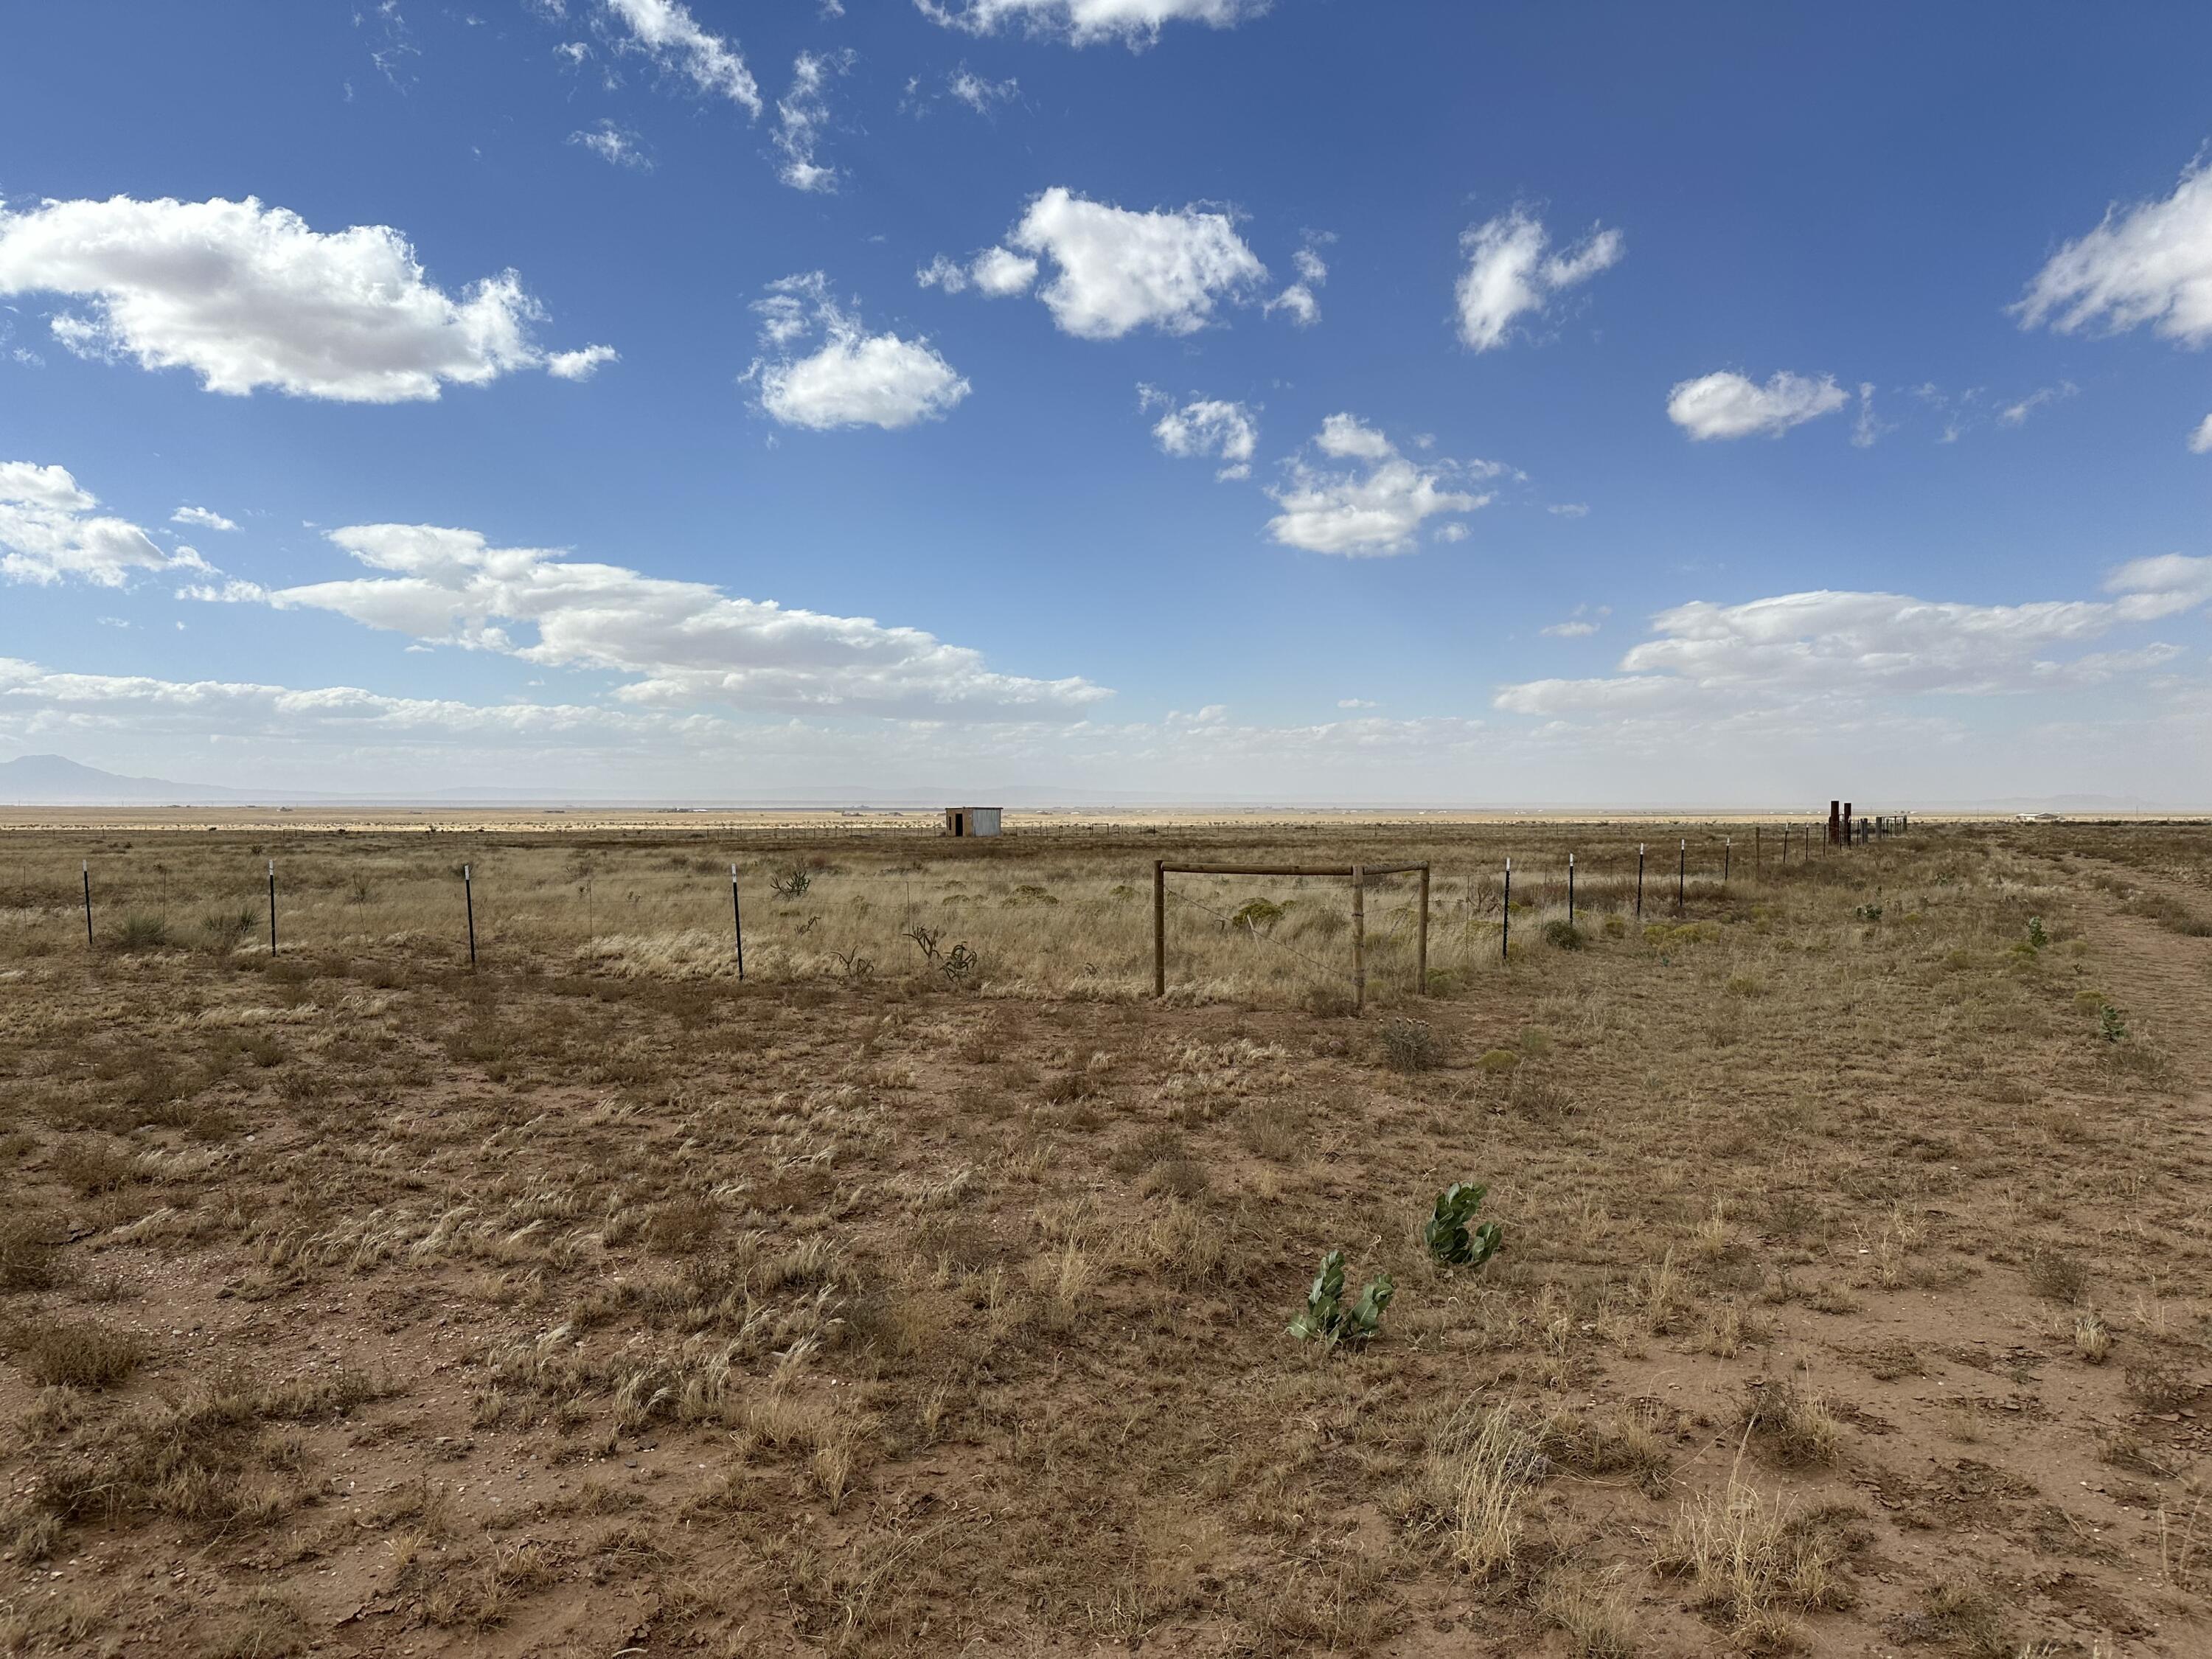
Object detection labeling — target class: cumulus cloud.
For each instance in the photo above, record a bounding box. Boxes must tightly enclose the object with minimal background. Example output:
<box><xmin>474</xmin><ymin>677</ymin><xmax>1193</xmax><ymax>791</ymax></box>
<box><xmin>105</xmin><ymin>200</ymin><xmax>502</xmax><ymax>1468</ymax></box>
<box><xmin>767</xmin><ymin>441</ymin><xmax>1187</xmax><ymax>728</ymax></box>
<box><xmin>600</xmin><ymin>0</ymin><xmax>759</xmax><ymax>114</ymax></box>
<box><xmin>263</xmin><ymin>522</ymin><xmax>1105</xmax><ymax>719</ymax></box>
<box><xmin>773</xmin><ymin>49</ymin><xmax>853</xmax><ymax>192</ymax></box>
<box><xmin>1266</xmin><ymin>415</ymin><xmax>1492</xmax><ymax>555</ymax></box>
<box><xmin>1139</xmin><ymin>386</ymin><xmax>1257</xmax><ymax>479</ymax></box>
<box><xmin>570</xmin><ymin>119</ymin><xmax>652</xmax><ymax>169</ymax></box>
<box><xmin>1666</xmin><ymin>371</ymin><xmax>1849</xmax><ymax>440</ymax></box>
<box><xmin>172</xmin><ymin>505</ymin><xmax>238</xmax><ymax>532</ymax></box>
<box><xmin>1494</xmin><ymin>560</ymin><xmax>2212</xmax><ymax>720</ymax></box>
<box><xmin>915</xmin><ymin>0</ymin><xmax>1271</xmax><ymax>47</ymax></box>
<box><xmin>1</xmin><ymin>461</ymin><xmax>198</xmax><ymax>587</ymax></box>
<box><xmin>1455</xmin><ymin>208</ymin><xmax>1622</xmax><ymax>351</ymax></box>
<box><xmin>934</xmin><ymin>187</ymin><xmax>1265</xmax><ymax>339</ymax></box>
<box><xmin>0</xmin><ymin>194</ymin><xmax>612</xmax><ymax>403</ymax></box>
<box><xmin>745</xmin><ymin>273</ymin><xmax>970</xmax><ymax>431</ymax></box>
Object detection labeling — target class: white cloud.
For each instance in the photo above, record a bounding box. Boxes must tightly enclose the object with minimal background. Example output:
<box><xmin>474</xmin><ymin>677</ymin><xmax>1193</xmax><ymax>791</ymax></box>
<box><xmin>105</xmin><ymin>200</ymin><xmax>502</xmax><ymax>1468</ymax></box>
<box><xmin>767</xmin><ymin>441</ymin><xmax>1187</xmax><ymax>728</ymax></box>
<box><xmin>1</xmin><ymin>460</ymin><xmax>195</xmax><ymax>587</ymax></box>
<box><xmin>0</xmin><ymin>194</ymin><xmax>612</xmax><ymax>403</ymax></box>
<box><xmin>2017</xmin><ymin>156</ymin><xmax>2212</xmax><ymax>346</ymax></box>
<box><xmin>2016</xmin><ymin>157</ymin><xmax>2212</xmax><ymax>453</ymax></box>
<box><xmin>1548</xmin><ymin>503</ymin><xmax>1590</xmax><ymax>519</ymax></box>
<box><xmin>1267</xmin><ymin>416</ymin><xmax>1489</xmax><ymax>556</ymax></box>
<box><xmin>954</xmin><ymin>187</ymin><xmax>1264</xmax><ymax>339</ymax></box>
<box><xmin>1495</xmin><ymin>560</ymin><xmax>2212</xmax><ymax>720</ymax></box>
<box><xmin>949</xmin><ymin>66</ymin><xmax>1018</xmax><ymax>111</ymax></box>
<box><xmin>773</xmin><ymin>49</ymin><xmax>853</xmax><ymax>192</ymax></box>
<box><xmin>1265</xmin><ymin>229</ymin><xmax>1332</xmax><ymax>327</ymax></box>
<box><xmin>600</xmin><ymin>0</ymin><xmax>759</xmax><ymax>115</ymax></box>
<box><xmin>570</xmin><ymin>119</ymin><xmax>652</xmax><ymax>169</ymax></box>
<box><xmin>916</xmin><ymin>0</ymin><xmax>1270</xmax><ymax>48</ymax></box>
<box><xmin>546</xmin><ymin>344</ymin><xmax>619</xmax><ymax>380</ymax></box>
<box><xmin>745</xmin><ymin>273</ymin><xmax>969</xmax><ymax>431</ymax></box>
<box><xmin>265</xmin><ymin>523</ymin><xmax>1106</xmax><ymax>719</ymax></box>
<box><xmin>1138</xmin><ymin>386</ymin><xmax>1257</xmax><ymax>480</ymax></box>
<box><xmin>1455</xmin><ymin>208</ymin><xmax>1623</xmax><ymax>351</ymax></box>
<box><xmin>1997</xmin><ymin>381</ymin><xmax>2078</xmax><ymax>426</ymax></box>
<box><xmin>172</xmin><ymin>505</ymin><xmax>239</xmax><ymax>532</ymax></box>
<box><xmin>1337</xmin><ymin>698</ymin><xmax>1377</xmax><ymax>709</ymax></box>
<box><xmin>0</xmin><ymin>654</ymin><xmax>707</xmax><ymax>746</ymax></box>
<box><xmin>919</xmin><ymin>246</ymin><xmax>1040</xmax><ymax>299</ymax></box>
<box><xmin>1540</xmin><ymin>605</ymin><xmax>1609</xmax><ymax>639</ymax></box>
<box><xmin>1666</xmin><ymin>371</ymin><xmax>1849</xmax><ymax>440</ymax></box>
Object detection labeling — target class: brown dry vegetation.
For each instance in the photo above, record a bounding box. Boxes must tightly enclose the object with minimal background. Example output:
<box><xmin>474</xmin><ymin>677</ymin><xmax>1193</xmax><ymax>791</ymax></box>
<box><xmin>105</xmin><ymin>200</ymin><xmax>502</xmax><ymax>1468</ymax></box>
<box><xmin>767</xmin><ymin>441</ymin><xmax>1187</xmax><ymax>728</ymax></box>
<box><xmin>1</xmin><ymin>813</ymin><xmax>2208</xmax><ymax>1656</ymax></box>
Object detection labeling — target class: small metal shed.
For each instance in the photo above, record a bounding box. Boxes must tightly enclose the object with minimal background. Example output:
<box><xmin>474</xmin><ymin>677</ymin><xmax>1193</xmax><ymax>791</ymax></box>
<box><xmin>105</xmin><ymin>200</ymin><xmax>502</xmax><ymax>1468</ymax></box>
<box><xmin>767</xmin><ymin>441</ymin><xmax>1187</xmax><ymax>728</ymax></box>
<box><xmin>943</xmin><ymin>806</ymin><xmax>1003</xmax><ymax>838</ymax></box>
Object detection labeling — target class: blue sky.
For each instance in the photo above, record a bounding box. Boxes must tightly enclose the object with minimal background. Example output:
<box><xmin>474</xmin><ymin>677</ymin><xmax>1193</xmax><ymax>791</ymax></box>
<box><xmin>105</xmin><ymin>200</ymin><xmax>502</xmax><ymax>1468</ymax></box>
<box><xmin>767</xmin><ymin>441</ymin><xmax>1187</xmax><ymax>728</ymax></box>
<box><xmin>2</xmin><ymin>0</ymin><xmax>2209</xmax><ymax>804</ymax></box>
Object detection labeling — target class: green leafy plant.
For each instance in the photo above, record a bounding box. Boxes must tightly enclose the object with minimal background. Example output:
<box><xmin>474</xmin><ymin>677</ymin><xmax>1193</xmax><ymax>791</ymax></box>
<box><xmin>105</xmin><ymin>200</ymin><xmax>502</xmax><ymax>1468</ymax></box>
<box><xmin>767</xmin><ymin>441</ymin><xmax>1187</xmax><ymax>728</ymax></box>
<box><xmin>2026</xmin><ymin>916</ymin><xmax>2048</xmax><ymax>949</ymax></box>
<box><xmin>1287</xmin><ymin>1249</ymin><xmax>1393</xmax><ymax>1346</ymax></box>
<box><xmin>2098</xmin><ymin>1002</ymin><xmax>2129</xmax><ymax>1044</ymax></box>
<box><xmin>770</xmin><ymin>865</ymin><xmax>813</xmax><ymax>900</ymax></box>
<box><xmin>1425</xmin><ymin>1183</ymin><xmax>1504</xmax><ymax>1268</ymax></box>
<box><xmin>1542</xmin><ymin>919</ymin><xmax>1585</xmax><ymax>950</ymax></box>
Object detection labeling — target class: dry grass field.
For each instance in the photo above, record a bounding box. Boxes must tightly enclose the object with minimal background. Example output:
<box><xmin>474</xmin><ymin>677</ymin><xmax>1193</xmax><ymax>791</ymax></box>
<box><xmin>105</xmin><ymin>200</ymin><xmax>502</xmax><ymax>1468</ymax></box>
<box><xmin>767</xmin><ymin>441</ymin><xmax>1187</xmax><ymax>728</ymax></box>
<box><xmin>1</xmin><ymin>812</ymin><xmax>2210</xmax><ymax>1657</ymax></box>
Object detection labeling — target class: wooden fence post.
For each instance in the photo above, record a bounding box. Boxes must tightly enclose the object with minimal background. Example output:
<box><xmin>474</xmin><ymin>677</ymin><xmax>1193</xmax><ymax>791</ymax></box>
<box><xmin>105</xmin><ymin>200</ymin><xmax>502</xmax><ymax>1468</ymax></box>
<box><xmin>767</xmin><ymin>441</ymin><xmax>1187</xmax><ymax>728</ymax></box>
<box><xmin>1152</xmin><ymin>860</ymin><xmax>1166</xmax><ymax>998</ymax></box>
<box><xmin>1350</xmin><ymin>865</ymin><xmax>1366</xmax><ymax>1015</ymax></box>
<box><xmin>1417</xmin><ymin>863</ymin><xmax>1430</xmax><ymax>994</ymax></box>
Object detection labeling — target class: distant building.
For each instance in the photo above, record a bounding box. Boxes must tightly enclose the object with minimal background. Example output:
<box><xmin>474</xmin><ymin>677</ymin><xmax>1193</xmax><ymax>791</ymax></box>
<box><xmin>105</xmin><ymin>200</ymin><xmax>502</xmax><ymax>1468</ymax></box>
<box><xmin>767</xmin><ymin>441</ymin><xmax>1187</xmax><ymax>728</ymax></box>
<box><xmin>944</xmin><ymin>806</ymin><xmax>1002</xmax><ymax>838</ymax></box>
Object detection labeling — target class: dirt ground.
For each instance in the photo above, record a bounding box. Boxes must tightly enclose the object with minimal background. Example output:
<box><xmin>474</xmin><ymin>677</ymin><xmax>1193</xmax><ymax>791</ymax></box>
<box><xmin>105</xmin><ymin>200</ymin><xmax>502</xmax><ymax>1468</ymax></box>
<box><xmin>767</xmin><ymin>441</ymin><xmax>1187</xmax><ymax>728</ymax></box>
<box><xmin>1</xmin><ymin>815</ymin><xmax>2208</xmax><ymax>1657</ymax></box>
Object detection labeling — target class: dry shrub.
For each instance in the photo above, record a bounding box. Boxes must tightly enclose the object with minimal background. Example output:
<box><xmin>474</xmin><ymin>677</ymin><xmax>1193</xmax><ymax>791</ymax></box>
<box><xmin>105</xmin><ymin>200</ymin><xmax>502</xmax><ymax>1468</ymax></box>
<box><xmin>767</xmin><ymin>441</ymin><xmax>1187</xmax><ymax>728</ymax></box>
<box><xmin>49</xmin><ymin>1141</ymin><xmax>143</xmax><ymax>1197</ymax></box>
<box><xmin>1418</xmin><ymin>1405</ymin><xmax>1545</xmax><ymax>1580</ymax></box>
<box><xmin>1377</xmin><ymin>1017</ymin><xmax>1441</xmax><ymax>1073</ymax></box>
<box><xmin>2022</xmin><ymin>1245</ymin><xmax>2089</xmax><ymax>1304</ymax></box>
<box><xmin>6</xmin><ymin>1318</ymin><xmax>146</xmax><ymax>1389</ymax></box>
<box><xmin>0</xmin><ymin>1214</ymin><xmax>62</xmax><ymax>1292</ymax></box>
<box><xmin>1537</xmin><ymin>1402</ymin><xmax>1674</xmax><ymax>1495</ymax></box>
<box><xmin>1744</xmin><ymin>1376</ymin><xmax>1841</xmax><ymax>1469</ymax></box>
<box><xmin>1656</xmin><ymin>1479</ymin><xmax>1857</xmax><ymax>1649</ymax></box>
<box><xmin>1535</xmin><ymin>1568</ymin><xmax>1638</xmax><ymax>1658</ymax></box>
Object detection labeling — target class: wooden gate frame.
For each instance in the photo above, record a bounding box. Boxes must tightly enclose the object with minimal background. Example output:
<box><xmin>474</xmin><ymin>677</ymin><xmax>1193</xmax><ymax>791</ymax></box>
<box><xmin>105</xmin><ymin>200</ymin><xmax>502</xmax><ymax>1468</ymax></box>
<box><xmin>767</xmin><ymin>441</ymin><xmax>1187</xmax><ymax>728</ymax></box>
<box><xmin>1151</xmin><ymin>860</ymin><xmax>1430</xmax><ymax>1011</ymax></box>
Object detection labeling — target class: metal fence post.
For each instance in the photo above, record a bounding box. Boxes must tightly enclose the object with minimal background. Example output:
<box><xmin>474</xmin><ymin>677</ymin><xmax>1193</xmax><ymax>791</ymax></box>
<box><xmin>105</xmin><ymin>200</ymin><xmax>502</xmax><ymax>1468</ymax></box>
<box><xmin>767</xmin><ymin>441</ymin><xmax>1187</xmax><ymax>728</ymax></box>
<box><xmin>1350</xmin><ymin>865</ymin><xmax>1366</xmax><ymax>1014</ymax></box>
<box><xmin>268</xmin><ymin>860</ymin><xmax>277</xmax><ymax>955</ymax></box>
<box><xmin>731</xmin><ymin>864</ymin><xmax>745</xmax><ymax>981</ymax></box>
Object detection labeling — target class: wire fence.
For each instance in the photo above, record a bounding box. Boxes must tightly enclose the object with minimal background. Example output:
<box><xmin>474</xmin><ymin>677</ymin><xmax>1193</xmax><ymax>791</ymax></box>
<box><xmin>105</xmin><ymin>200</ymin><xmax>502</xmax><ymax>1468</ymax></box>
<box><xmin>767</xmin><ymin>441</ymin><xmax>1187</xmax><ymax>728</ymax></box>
<box><xmin>25</xmin><ymin>815</ymin><xmax>1916</xmax><ymax>1011</ymax></box>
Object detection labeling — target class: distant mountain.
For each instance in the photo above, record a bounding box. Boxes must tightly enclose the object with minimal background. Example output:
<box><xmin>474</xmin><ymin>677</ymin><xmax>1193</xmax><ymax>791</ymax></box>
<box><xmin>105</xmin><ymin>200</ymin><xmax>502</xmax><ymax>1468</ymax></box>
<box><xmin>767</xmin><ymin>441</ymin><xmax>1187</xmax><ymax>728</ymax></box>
<box><xmin>0</xmin><ymin>754</ymin><xmax>252</xmax><ymax>804</ymax></box>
